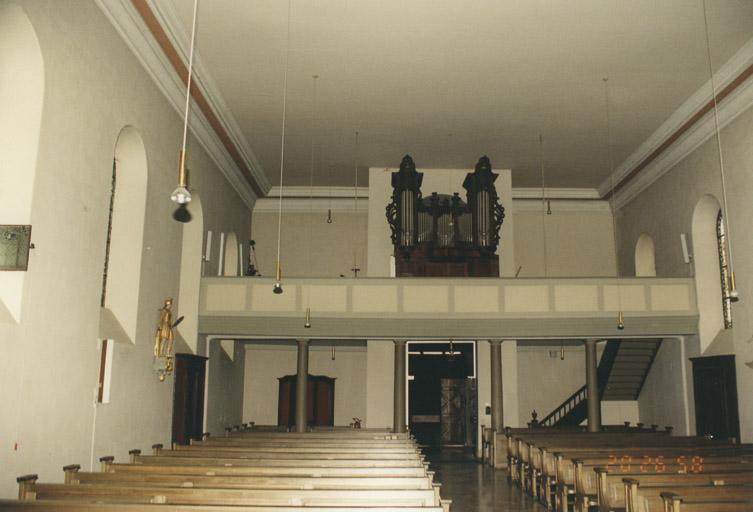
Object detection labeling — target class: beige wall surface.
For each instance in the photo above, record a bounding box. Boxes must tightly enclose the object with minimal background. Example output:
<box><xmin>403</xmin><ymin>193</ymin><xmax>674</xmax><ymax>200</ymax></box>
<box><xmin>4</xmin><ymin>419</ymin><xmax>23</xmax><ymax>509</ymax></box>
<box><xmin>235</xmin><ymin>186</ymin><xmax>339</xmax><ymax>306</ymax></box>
<box><xmin>512</xmin><ymin>205</ymin><xmax>617</xmax><ymax>277</ymax></box>
<box><xmin>205</xmin><ymin>341</ymin><xmax>246</xmax><ymax>436</ymax></box>
<box><xmin>516</xmin><ymin>344</ymin><xmax>588</xmax><ymax>424</ymax></box>
<box><xmin>616</xmin><ymin>104</ymin><xmax>753</xmax><ymax>441</ymax></box>
<box><xmin>0</xmin><ymin>1</ymin><xmax>252</xmax><ymax>498</ymax></box>
<box><xmin>637</xmin><ymin>339</ymin><xmax>695</xmax><ymax>436</ymax></box>
<box><xmin>251</xmin><ymin>211</ymin><xmax>368</xmax><ymax>278</ymax></box>
<box><xmin>365</xmin><ymin>340</ymin><xmax>394</xmax><ymax>429</ymax></box>
<box><xmin>242</xmin><ymin>343</ymin><xmax>367</xmax><ymax>427</ymax></box>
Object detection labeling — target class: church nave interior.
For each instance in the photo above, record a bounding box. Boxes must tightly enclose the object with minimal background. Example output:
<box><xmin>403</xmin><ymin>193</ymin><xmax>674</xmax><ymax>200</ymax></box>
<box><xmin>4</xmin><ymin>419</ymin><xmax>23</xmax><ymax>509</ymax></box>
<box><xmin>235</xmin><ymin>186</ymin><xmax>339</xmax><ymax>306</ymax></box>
<box><xmin>1</xmin><ymin>1</ymin><xmax>753</xmax><ymax>511</ymax></box>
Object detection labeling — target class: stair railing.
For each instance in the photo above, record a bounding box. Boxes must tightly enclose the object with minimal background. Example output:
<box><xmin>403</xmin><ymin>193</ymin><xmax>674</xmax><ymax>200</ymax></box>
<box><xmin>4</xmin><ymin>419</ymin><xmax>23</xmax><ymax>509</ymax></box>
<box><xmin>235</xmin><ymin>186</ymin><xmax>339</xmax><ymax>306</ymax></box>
<box><xmin>539</xmin><ymin>385</ymin><xmax>586</xmax><ymax>426</ymax></box>
<box><xmin>538</xmin><ymin>340</ymin><xmax>622</xmax><ymax>427</ymax></box>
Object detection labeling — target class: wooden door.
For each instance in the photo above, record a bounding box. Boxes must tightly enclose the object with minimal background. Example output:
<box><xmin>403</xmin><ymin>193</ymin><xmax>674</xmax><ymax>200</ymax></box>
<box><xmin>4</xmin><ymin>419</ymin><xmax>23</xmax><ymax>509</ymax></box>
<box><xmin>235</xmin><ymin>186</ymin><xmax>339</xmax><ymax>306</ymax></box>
<box><xmin>277</xmin><ymin>375</ymin><xmax>335</xmax><ymax>428</ymax></box>
<box><xmin>172</xmin><ymin>354</ymin><xmax>207</xmax><ymax>445</ymax></box>
<box><xmin>691</xmin><ymin>355</ymin><xmax>740</xmax><ymax>442</ymax></box>
<box><xmin>440</xmin><ymin>378</ymin><xmax>466</xmax><ymax>446</ymax></box>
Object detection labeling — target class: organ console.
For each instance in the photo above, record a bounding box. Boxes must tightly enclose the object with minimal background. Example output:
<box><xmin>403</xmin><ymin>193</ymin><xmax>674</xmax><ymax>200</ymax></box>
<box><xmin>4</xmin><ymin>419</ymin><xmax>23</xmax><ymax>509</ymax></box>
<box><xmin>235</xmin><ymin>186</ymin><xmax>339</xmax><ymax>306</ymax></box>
<box><xmin>386</xmin><ymin>155</ymin><xmax>505</xmax><ymax>277</ymax></box>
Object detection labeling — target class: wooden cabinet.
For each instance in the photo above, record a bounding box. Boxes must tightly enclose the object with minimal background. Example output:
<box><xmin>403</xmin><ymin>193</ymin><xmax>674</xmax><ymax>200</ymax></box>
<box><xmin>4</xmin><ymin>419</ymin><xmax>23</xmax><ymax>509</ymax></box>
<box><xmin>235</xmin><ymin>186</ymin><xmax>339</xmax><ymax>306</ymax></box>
<box><xmin>395</xmin><ymin>246</ymin><xmax>499</xmax><ymax>277</ymax></box>
<box><xmin>172</xmin><ymin>354</ymin><xmax>207</xmax><ymax>445</ymax></box>
<box><xmin>691</xmin><ymin>355</ymin><xmax>740</xmax><ymax>442</ymax></box>
<box><xmin>277</xmin><ymin>374</ymin><xmax>335</xmax><ymax>428</ymax></box>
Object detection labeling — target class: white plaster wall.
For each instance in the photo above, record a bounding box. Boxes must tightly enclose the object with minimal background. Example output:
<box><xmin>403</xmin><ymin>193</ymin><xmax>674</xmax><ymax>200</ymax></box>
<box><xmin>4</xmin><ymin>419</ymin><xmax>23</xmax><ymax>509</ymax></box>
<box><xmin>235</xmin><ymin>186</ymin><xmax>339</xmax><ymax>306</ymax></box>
<box><xmin>512</xmin><ymin>204</ymin><xmax>616</xmax><ymax>277</ymax></box>
<box><xmin>0</xmin><ymin>1</ymin><xmax>252</xmax><ymax>498</ymax></box>
<box><xmin>0</xmin><ymin>1</ymin><xmax>44</xmax><ymax>322</ymax></box>
<box><xmin>243</xmin><ymin>343</ymin><xmax>367</xmax><ymax>427</ymax></box>
<box><xmin>616</xmin><ymin>103</ymin><xmax>753</xmax><ymax>441</ymax></box>
<box><xmin>516</xmin><ymin>344</ymin><xmax>587</xmax><ymax>424</ymax></box>
<box><xmin>601</xmin><ymin>401</ymin><xmax>640</xmax><ymax>426</ymax></box>
<box><xmin>205</xmin><ymin>340</ymin><xmax>245</xmax><ymax>436</ymax></box>
<box><xmin>501</xmin><ymin>340</ymin><xmax>520</xmax><ymax>428</ymax></box>
<box><xmin>638</xmin><ymin>338</ymin><xmax>696</xmax><ymax>435</ymax></box>
<box><xmin>365</xmin><ymin>340</ymin><xmax>394</xmax><ymax>429</ymax></box>
<box><xmin>251</xmin><ymin>210</ymin><xmax>368</xmax><ymax>278</ymax></box>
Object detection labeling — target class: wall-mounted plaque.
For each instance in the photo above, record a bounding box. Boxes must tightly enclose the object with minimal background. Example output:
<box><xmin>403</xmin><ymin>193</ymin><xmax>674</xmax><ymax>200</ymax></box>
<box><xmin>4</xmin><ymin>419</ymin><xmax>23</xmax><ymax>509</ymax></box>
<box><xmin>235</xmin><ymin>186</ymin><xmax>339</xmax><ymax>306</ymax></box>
<box><xmin>0</xmin><ymin>225</ymin><xmax>32</xmax><ymax>271</ymax></box>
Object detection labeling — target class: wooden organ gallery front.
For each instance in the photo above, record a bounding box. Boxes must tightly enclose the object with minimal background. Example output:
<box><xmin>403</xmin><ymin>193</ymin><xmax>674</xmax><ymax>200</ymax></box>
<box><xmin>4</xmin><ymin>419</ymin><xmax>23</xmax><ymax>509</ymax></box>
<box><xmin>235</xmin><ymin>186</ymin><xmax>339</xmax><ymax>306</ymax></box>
<box><xmin>386</xmin><ymin>155</ymin><xmax>505</xmax><ymax>277</ymax></box>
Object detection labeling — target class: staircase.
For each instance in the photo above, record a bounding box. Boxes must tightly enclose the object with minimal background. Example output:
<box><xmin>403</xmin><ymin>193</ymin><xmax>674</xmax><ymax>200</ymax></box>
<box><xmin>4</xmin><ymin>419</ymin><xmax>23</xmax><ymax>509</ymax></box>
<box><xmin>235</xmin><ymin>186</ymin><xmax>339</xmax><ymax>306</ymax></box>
<box><xmin>538</xmin><ymin>339</ymin><xmax>662</xmax><ymax>427</ymax></box>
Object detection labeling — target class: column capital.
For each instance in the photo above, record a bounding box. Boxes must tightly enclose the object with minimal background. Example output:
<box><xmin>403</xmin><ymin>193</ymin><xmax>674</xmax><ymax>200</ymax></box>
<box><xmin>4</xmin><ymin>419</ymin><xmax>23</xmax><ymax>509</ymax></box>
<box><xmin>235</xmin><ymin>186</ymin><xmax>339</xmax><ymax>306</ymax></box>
<box><xmin>584</xmin><ymin>339</ymin><xmax>597</xmax><ymax>347</ymax></box>
<box><xmin>393</xmin><ymin>339</ymin><xmax>408</xmax><ymax>346</ymax></box>
<box><xmin>489</xmin><ymin>339</ymin><xmax>504</xmax><ymax>345</ymax></box>
<box><xmin>296</xmin><ymin>339</ymin><xmax>310</xmax><ymax>345</ymax></box>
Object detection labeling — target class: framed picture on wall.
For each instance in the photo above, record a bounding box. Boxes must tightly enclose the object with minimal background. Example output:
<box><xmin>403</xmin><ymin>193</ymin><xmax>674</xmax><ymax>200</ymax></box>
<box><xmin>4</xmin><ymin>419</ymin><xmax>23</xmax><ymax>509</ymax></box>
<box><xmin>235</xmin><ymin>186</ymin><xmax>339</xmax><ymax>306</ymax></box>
<box><xmin>0</xmin><ymin>225</ymin><xmax>32</xmax><ymax>271</ymax></box>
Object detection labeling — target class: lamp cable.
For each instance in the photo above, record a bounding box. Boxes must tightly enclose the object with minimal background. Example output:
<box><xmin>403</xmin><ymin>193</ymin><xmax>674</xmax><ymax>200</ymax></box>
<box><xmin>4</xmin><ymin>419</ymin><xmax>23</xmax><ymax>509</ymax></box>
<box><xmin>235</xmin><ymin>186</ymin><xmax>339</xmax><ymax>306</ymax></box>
<box><xmin>274</xmin><ymin>0</ymin><xmax>293</xmax><ymax>285</ymax></box>
<box><xmin>702</xmin><ymin>0</ymin><xmax>736</xmax><ymax>276</ymax></box>
<box><xmin>603</xmin><ymin>77</ymin><xmax>624</xmax><ymax>329</ymax></box>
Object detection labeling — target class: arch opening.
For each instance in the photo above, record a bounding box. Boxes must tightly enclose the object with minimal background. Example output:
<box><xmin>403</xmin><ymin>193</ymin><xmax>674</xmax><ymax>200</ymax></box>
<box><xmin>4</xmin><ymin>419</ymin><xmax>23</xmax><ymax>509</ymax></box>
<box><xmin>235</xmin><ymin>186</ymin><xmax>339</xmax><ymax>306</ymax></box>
<box><xmin>101</xmin><ymin>126</ymin><xmax>148</xmax><ymax>342</ymax></box>
<box><xmin>634</xmin><ymin>234</ymin><xmax>657</xmax><ymax>277</ymax></box>
<box><xmin>691</xmin><ymin>194</ymin><xmax>724</xmax><ymax>354</ymax></box>
<box><xmin>224</xmin><ymin>232</ymin><xmax>239</xmax><ymax>276</ymax></box>
<box><xmin>0</xmin><ymin>2</ymin><xmax>44</xmax><ymax>323</ymax></box>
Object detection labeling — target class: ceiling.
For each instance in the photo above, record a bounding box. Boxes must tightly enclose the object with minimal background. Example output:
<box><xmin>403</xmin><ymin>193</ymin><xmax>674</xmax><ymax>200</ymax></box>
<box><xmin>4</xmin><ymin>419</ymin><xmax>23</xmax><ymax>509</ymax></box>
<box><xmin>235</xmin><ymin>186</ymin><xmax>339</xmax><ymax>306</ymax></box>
<box><xmin>168</xmin><ymin>0</ymin><xmax>753</xmax><ymax>190</ymax></box>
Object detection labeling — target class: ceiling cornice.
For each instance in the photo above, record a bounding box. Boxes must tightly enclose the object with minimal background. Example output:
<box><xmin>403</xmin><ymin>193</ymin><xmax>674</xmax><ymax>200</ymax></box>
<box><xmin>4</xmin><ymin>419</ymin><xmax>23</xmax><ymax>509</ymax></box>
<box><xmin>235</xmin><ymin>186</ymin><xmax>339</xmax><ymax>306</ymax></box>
<box><xmin>252</xmin><ymin>187</ymin><xmax>605</xmax><ymax>214</ymax></box>
<box><xmin>268</xmin><ymin>186</ymin><xmax>370</xmax><ymax>199</ymax></box>
<box><xmin>95</xmin><ymin>0</ymin><xmax>271</xmax><ymax>207</ymax></box>
<box><xmin>601</xmin><ymin>37</ymin><xmax>753</xmax><ymax>209</ymax></box>
<box><xmin>512</xmin><ymin>188</ymin><xmax>601</xmax><ymax>200</ymax></box>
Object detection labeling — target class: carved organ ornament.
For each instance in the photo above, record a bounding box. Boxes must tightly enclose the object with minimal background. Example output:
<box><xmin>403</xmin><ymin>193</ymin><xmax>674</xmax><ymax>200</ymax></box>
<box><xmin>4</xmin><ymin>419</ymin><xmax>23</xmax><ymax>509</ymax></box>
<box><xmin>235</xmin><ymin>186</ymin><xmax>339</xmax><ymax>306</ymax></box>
<box><xmin>386</xmin><ymin>155</ymin><xmax>505</xmax><ymax>268</ymax></box>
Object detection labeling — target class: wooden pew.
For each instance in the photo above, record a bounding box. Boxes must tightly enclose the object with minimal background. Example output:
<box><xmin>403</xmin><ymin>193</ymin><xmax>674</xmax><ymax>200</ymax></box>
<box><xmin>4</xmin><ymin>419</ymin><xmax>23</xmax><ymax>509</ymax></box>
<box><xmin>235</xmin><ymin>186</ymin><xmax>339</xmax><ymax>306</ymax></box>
<box><xmin>558</xmin><ymin>446</ymin><xmax>752</xmax><ymax>511</ymax></box>
<box><xmin>134</xmin><ymin>454</ymin><xmax>426</xmax><ymax>468</ymax></box>
<box><xmin>526</xmin><ymin>434</ymin><xmax>723</xmax><ymax>494</ymax></box>
<box><xmin>0</xmin><ymin>500</ymin><xmax>445</xmax><ymax>512</ymax></box>
<box><xmin>4</xmin><ymin>425</ymin><xmax>451</xmax><ymax>512</ymax></box>
<box><xmin>508</xmin><ymin>429</ymin><xmax>671</xmax><ymax>485</ymax></box>
<box><xmin>225</xmin><ymin>431</ymin><xmax>410</xmax><ymax>440</ymax></box>
<box><xmin>174</xmin><ymin>444</ymin><xmax>421</xmax><ymax>456</ymax></box>
<box><xmin>16</xmin><ymin>480</ymin><xmax>446</xmax><ymax>509</ymax></box>
<box><xmin>621</xmin><ymin>478</ymin><xmax>753</xmax><ymax>512</ymax></box>
<box><xmin>64</xmin><ymin>464</ymin><xmax>435</xmax><ymax>490</ymax></box>
<box><xmin>573</xmin><ymin>459</ymin><xmax>753</xmax><ymax>512</ymax></box>
<box><xmin>519</xmin><ymin>431</ymin><xmax>676</xmax><ymax>495</ymax></box>
<box><xmin>660</xmin><ymin>491</ymin><xmax>753</xmax><ymax>512</ymax></box>
<box><xmin>105</xmin><ymin>461</ymin><xmax>431</xmax><ymax>478</ymax></box>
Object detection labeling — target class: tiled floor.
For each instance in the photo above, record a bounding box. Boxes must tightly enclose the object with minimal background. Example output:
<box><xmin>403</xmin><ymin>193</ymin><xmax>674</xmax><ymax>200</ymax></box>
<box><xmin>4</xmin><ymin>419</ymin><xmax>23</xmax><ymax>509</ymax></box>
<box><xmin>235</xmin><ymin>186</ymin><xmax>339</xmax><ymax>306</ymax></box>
<box><xmin>427</xmin><ymin>448</ymin><xmax>547</xmax><ymax>512</ymax></box>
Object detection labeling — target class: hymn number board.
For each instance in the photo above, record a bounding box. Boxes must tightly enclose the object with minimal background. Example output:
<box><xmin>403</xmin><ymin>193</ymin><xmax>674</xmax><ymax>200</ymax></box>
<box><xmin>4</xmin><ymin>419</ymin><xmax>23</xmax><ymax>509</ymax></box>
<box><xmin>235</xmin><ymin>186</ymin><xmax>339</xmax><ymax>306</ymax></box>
<box><xmin>607</xmin><ymin>454</ymin><xmax>704</xmax><ymax>473</ymax></box>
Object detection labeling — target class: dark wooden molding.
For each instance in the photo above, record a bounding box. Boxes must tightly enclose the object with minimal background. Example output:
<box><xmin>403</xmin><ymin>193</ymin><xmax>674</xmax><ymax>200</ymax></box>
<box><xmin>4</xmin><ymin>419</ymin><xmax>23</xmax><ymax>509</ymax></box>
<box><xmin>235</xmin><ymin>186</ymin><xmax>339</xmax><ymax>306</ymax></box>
<box><xmin>605</xmin><ymin>60</ymin><xmax>753</xmax><ymax>201</ymax></box>
<box><xmin>130</xmin><ymin>0</ymin><xmax>265</xmax><ymax>199</ymax></box>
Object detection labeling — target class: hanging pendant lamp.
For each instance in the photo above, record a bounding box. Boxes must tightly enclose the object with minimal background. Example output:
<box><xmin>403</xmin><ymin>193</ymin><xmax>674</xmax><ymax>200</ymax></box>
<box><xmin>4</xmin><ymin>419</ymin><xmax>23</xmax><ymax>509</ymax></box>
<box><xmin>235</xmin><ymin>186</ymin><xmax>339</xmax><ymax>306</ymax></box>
<box><xmin>273</xmin><ymin>0</ymin><xmax>293</xmax><ymax>295</ymax></box>
<box><xmin>171</xmin><ymin>0</ymin><xmax>199</xmax><ymax>223</ymax></box>
<box><xmin>603</xmin><ymin>78</ymin><xmax>625</xmax><ymax>331</ymax></box>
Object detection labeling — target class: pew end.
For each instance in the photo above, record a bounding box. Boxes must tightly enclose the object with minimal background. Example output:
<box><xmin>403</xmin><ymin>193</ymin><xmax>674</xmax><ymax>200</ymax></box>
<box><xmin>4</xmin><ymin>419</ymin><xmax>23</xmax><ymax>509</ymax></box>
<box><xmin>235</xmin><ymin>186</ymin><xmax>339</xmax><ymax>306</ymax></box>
<box><xmin>661</xmin><ymin>491</ymin><xmax>682</xmax><ymax>512</ymax></box>
<box><xmin>16</xmin><ymin>475</ymin><xmax>38</xmax><ymax>500</ymax></box>
<box><xmin>128</xmin><ymin>449</ymin><xmax>141</xmax><ymax>463</ymax></box>
<box><xmin>62</xmin><ymin>464</ymin><xmax>80</xmax><ymax>484</ymax></box>
<box><xmin>99</xmin><ymin>456</ymin><xmax>115</xmax><ymax>472</ymax></box>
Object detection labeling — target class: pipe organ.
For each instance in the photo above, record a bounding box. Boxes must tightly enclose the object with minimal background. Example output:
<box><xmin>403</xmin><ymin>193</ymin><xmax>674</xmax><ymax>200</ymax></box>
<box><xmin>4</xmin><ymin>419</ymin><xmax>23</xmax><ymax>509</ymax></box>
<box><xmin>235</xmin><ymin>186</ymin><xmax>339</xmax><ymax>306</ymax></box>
<box><xmin>386</xmin><ymin>155</ymin><xmax>505</xmax><ymax>277</ymax></box>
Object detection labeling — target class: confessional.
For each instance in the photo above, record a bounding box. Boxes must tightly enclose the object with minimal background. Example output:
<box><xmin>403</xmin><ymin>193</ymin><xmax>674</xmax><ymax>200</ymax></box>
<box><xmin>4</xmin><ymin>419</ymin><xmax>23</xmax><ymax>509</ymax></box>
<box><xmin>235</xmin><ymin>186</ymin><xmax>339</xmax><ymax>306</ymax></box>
<box><xmin>277</xmin><ymin>374</ymin><xmax>335</xmax><ymax>428</ymax></box>
<box><xmin>386</xmin><ymin>155</ymin><xmax>505</xmax><ymax>277</ymax></box>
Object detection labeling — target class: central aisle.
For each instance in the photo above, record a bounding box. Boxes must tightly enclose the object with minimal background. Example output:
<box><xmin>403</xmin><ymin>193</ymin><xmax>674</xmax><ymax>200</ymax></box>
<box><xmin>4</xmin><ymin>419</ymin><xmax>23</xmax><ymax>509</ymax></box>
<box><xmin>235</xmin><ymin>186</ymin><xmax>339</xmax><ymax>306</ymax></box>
<box><xmin>428</xmin><ymin>449</ymin><xmax>547</xmax><ymax>512</ymax></box>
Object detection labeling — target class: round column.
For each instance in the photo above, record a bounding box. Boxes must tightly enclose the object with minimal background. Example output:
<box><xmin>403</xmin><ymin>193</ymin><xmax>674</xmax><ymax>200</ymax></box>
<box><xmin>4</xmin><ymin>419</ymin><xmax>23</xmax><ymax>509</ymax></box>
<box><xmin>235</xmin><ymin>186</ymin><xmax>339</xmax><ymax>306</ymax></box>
<box><xmin>393</xmin><ymin>340</ymin><xmax>407</xmax><ymax>433</ymax></box>
<box><xmin>295</xmin><ymin>339</ymin><xmax>310</xmax><ymax>433</ymax></box>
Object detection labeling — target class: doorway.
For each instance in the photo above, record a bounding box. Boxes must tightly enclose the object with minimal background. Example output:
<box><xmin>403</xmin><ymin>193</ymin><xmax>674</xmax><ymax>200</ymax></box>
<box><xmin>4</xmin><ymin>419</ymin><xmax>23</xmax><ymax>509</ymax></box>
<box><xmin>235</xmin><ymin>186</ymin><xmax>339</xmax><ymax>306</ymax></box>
<box><xmin>408</xmin><ymin>341</ymin><xmax>476</xmax><ymax>450</ymax></box>
<box><xmin>172</xmin><ymin>353</ymin><xmax>207</xmax><ymax>445</ymax></box>
<box><xmin>691</xmin><ymin>355</ymin><xmax>740</xmax><ymax>442</ymax></box>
